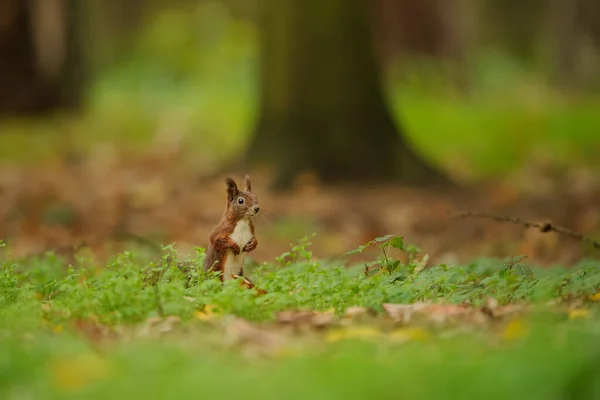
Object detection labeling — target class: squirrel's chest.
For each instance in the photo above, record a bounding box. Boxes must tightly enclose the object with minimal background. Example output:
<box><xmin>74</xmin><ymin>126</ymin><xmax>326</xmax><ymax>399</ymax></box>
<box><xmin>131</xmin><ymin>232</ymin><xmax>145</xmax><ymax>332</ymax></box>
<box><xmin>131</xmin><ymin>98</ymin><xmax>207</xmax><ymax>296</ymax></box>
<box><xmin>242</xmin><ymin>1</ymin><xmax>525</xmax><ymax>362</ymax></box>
<box><xmin>223</xmin><ymin>220</ymin><xmax>252</xmax><ymax>280</ymax></box>
<box><xmin>229</xmin><ymin>219</ymin><xmax>252</xmax><ymax>247</ymax></box>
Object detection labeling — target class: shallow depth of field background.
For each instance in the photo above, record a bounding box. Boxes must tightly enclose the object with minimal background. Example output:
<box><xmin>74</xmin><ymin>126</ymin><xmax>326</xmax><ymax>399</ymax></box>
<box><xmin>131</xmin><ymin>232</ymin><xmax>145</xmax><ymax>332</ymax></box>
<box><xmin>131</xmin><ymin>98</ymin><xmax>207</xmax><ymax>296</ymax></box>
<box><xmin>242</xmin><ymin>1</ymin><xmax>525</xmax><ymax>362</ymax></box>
<box><xmin>1</xmin><ymin>0</ymin><xmax>599</xmax><ymax>265</ymax></box>
<box><xmin>1</xmin><ymin>2</ymin><xmax>600</xmax><ymax>399</ymax></box>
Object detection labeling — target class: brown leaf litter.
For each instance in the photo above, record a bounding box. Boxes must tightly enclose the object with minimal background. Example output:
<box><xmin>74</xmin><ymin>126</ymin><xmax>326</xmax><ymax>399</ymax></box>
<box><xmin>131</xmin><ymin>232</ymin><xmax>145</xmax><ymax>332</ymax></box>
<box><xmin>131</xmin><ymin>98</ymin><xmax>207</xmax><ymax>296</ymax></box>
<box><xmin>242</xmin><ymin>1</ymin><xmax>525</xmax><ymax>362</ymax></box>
<box><xmin>0</xmin><ymin>146</ymin><xmax>599</xmax><ymax>267</ymax></box>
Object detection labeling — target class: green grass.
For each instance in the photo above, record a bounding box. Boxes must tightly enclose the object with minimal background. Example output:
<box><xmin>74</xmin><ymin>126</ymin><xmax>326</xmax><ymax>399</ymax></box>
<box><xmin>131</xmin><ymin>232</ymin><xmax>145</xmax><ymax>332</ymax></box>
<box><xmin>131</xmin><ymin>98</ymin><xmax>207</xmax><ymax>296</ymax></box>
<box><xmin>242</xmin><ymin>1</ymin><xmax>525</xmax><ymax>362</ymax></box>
<box><xmin>1</xmin><ymin>236</ymin><xmax>599</xmax><ymax>399</ymax></box>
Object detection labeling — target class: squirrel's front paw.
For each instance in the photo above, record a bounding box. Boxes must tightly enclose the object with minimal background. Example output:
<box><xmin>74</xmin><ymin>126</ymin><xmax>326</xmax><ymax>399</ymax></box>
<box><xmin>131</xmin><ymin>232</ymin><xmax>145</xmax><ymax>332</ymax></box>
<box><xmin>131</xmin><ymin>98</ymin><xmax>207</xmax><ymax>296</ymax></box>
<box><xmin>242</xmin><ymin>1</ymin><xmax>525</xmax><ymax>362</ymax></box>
<box><xmin>243</xmin><ymin>237</ymin><xmax>257</xmax><ymax>253</ymax></box>
<box><xmin>231</xmin><ymin>243</ymin><xmax>241</xmax><ymax>255</ymax></box>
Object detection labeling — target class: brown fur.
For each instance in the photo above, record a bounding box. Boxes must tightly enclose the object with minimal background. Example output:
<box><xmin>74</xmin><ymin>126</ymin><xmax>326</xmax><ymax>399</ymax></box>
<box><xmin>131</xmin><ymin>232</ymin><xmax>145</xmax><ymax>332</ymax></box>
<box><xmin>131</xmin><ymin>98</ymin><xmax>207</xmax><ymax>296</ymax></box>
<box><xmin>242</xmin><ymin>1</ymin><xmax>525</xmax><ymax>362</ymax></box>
<box><xmin>203</xmin><ymin>175</ymin><xmax>260</xmax><ymax>284</ymax></box>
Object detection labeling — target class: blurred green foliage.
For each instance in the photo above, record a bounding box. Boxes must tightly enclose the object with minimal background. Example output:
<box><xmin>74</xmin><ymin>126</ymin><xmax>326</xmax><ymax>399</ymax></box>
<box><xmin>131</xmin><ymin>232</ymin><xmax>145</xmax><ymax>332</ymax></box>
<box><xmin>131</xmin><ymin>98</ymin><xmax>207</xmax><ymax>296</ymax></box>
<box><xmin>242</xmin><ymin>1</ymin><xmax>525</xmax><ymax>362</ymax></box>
<box><xmin>1</xmin><ymin>2</ymin><xmax>599</xmax><ymax>182</ymax></box>
<box><xmin>392</xmin><ymin>53</ymin><xmax>600</xmax><ymax>180</ymax></box>
<box><xmin>86</xmin><ymin>2</ymin><xmax>258</xmax><ymax>168</ymax></box>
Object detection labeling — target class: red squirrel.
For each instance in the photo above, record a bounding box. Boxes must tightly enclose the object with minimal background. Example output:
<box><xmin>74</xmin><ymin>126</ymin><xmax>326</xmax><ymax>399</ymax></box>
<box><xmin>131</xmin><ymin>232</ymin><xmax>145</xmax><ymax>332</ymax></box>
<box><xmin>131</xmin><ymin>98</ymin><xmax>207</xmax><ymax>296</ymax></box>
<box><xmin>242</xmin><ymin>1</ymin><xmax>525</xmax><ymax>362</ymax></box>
<box><xmin>203</xmin><ymin>175</ymin><xmax>260</xmax><ymax>288</ymax></box>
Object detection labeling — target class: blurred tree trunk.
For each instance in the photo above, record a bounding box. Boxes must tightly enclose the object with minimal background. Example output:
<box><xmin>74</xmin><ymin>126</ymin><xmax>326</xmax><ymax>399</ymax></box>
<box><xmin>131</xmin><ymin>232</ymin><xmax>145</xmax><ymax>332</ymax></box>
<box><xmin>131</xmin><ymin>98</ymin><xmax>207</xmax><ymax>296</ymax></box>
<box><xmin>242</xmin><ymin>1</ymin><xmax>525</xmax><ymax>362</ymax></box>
<box><xmin>246</xmin><ymin>0</ymin><xmax>448</xmax><ymax>188</ymax></box>
<box><xmin>0</xmin><ymin>0</ymin><xmax>84</xmax><ymax>115</ymax></box>
<box><xmin>552</xmin><ymin>0</ymin><xmax>582</xmax><ymax>90</ymax></box>
<box><xmin>375</xmin><ymin>0</ymin><xmax>473</xmax><ymax>93</ymax></box>
<box><xmin>550</xmin><ymin>0</ymin><xmax>600</xmax><ymax>91</ymax></box>
<box><xmin>86</xmin><ymin>0</ymin><xmax>147</xmax><ymax>70</ymax></box>
<box><xmin>482</xmin><ymin>0</ymin><xmax>546</xmax><ymax>64</ymax></box>
<box><xmin>375</xmin><ymin>0</ymin><xmax>475</xmax><ymax>92</ymax></box>
<box><xmin>581</xmin><ymin>0</ymin><xmax>600</xmax><ymax>44</ymax></box>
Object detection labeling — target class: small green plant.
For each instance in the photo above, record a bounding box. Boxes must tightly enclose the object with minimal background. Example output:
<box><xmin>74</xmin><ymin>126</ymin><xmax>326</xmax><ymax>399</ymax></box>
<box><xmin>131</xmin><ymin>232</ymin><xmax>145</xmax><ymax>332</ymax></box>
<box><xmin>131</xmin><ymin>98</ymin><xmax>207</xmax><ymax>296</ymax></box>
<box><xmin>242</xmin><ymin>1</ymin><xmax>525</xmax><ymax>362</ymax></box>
<box><xmin>275</xmin><ymin>234</ymin><xmax>317</xmax><ymax>268</ymax></box>
<box><xmin>347</xmin><ymin>234</ymin><xmax>428</xmax><ymax>276</ymax></box>
<box><xmin>0</xmin><ymin>234</ymin><xmax>596</xmax><ymax>324</ymax></box>
<box><xmin>0</xmin><ymin>261</ymin><xmax>19</xmax><ymax>307</ymax></box>
<box><xmin>501</xmin><ymin>255</ymin><xmax>534</xmax><ymax>278</ymax></box>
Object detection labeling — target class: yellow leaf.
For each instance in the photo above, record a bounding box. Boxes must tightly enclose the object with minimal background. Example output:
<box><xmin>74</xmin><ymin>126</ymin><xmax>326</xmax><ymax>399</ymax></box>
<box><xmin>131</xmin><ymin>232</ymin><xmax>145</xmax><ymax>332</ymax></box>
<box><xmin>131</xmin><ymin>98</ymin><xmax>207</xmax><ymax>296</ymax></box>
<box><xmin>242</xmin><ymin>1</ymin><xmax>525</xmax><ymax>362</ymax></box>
<box><xmin>589</xmin><ymin>293</ymin><xmax>600</xmax><ymax>301</ymax></box>
<box><xmin>503</xmin><ymin>319</ymin><xmax>526</xmax><ymax>341</ymax></box>
<box><xmin>325</xmin><ymin>327</ymin><xmax>380</xmax><ymax>343</ymax></box>
<box><xmin>204</xmin><ymin>304</ymin><xmax>220</xmax><ymax>314</ymax></box>
<box><xmin>53</xmin><ymin>325</ymin><xmax>63</xmax><ymax>334</ymax></box>
<box><xmin>51</xmin><ymin>353</ymin><xmax>110</xmax><ymax>392</ymax></box>
<box><xmin>569</xmin><ymin>309</ymin><xmax>590</xmax><ymax>320</ymax></box>
<box><xmin>195</xmin><ymin>304</ymin><xmax>220</xmax><ymax>321</ymax></box>
<box><xmin>194</xmin><ymin>310</ymin><xmax>211</xmax><ymax>321</ymax></box>
<box><xmin>388</xmin><ymin>327</ymin><xmax>429</xmax><ymax>343</ymax></box>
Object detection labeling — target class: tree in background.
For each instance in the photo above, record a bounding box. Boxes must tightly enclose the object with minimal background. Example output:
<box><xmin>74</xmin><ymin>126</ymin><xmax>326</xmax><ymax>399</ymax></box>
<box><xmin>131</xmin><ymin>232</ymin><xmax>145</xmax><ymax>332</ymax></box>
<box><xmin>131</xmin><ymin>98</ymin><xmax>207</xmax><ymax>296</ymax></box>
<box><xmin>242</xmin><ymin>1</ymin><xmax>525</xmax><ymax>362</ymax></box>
<box><xmin>0</xmin><ymin>0</ymin><xmax>83</xmax><ymax>115</ymax></box>
<box><xmin>376</xmin><ymin>0</ymin><xmax>473</xmax><ymax>92</ymax></box>
<box><xmin>552</xmin><ymin>0</ymin><xmax>600</xmax><ymax>90</ymax></box>
<box><xmin>246</xmin><ymin>0</ymin><xmax>448</xmax><ymax>188</ymax></box>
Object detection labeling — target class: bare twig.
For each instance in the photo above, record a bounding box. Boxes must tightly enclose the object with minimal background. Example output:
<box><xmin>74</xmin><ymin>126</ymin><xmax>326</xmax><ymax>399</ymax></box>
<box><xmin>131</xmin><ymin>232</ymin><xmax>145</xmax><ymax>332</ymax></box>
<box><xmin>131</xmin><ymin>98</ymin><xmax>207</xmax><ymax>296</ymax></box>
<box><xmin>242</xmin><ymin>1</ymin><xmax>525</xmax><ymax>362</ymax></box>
<box><xmin>450</xmin><ymin>210</ymin><xmax>600</xmax><ymax>249</ymax></box>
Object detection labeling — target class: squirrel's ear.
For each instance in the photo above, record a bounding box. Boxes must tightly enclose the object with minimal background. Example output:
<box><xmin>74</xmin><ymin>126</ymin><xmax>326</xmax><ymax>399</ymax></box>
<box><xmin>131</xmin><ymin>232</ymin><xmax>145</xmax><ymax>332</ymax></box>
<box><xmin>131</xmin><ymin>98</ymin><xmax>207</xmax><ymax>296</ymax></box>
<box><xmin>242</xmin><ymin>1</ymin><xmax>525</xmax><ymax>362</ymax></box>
<box><xmin>225</xmin><ymin>178</ymin><xmax>238</xmax><ymax>202</ymax></box>
<box><xmin>244</xmin><ymin>175</ymin><xmax>252</xmax><ymax>192</ymax></box>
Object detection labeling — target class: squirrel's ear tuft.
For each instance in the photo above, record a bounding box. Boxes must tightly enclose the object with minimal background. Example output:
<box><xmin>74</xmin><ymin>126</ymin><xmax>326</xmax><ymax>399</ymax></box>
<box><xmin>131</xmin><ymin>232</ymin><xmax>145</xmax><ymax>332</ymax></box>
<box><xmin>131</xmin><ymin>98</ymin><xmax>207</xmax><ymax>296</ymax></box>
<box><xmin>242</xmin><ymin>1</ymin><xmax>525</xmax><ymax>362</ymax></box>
<box><xmin>225</xmin><ymin>178</ymin><xmax>238</xmax><ymax>202</ymax></box>
<box><xmin>244</xmin><ymin>175</ymin><xmax>252</xmax><ymax>192</ymax></box>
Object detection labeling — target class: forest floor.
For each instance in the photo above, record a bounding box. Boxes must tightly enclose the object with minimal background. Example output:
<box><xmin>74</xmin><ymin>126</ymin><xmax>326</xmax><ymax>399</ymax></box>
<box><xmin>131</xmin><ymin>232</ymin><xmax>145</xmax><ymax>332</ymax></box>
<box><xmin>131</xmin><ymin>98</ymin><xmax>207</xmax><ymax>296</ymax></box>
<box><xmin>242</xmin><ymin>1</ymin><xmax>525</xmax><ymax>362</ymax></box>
<box><xmin>2</xmin><ymin>15</ymin><xmax>600</xmax><ymax>396</ymax></box>
<box><xmin>1</xmin><ymin>141</ymin><xmax>599</xmax><ymax>268</ymax></box>
<box><xmin>1</xmin><ymin>141</ymin><xmax>600</xmax><ymax>400</ymax></box>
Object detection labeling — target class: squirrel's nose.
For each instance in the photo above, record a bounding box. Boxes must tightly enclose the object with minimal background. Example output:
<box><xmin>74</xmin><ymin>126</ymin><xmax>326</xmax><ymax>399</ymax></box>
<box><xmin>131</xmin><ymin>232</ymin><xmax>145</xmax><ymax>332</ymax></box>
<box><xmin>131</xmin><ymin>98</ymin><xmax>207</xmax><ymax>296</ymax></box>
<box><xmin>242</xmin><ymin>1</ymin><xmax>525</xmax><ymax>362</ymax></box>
<box><xmin>254</xmin><ymin>206</ymin><xmax>260</xmax><ymax>213</ymax></box>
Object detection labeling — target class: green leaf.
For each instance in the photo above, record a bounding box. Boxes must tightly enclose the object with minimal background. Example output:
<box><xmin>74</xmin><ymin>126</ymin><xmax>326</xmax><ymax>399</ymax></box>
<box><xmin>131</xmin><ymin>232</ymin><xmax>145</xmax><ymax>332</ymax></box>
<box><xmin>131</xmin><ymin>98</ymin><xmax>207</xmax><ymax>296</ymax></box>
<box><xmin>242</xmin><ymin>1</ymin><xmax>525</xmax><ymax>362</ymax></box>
<box><xmin>390</xmin><ymin>237</ymin><xmax>404</xmax><ymax>250</ymax></box>
<box><xmin>346</xmin><ymin>245</ymin><xmax>367</xmax><ymax>255</ymax></box>
<box><xmin>406</xmin><ymin>244</ymin><xmax>422</xmax><ymax>254</ymax></box>
<box><xmin>373</xmin><ymin>234</ymin><xmax>395</xmax><ymax>244</ymax></box>
<box><xmin>389</xmin><ymin>260</ymin><xmax>401</xmax><ymax>272</ymax></box>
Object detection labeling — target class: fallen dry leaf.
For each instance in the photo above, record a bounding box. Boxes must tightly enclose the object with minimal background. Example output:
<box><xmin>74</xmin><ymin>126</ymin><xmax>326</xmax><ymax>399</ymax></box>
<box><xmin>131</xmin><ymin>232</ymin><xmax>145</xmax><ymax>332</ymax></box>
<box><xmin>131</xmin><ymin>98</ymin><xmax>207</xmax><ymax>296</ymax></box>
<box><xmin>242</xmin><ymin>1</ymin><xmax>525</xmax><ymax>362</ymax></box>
<box><xmin>325</xmin><ymin>326</ymin><xmax>381</xmax><ymax>343</ymax></box>
<box><xmin>276</xmin><ymin>309</ymin><xmax>336</xmax><ymax>329</ymax></box>
<box><xmin>387</xmin><ymin>327</ymin><xmax>430</xmax><ymax>344</ymax></box>
<box><xmin>503</xmin><ymin>319</ymin><xmax>528</xmax><ymax>341</ymax></box>
<box><xmin>137</xmin><ymin>315</ymin><xmax>181</xmax><ymax>337</ymax></box>
<box><xmin>222</xmin><ymin>317</ymin><xmax>288</xmax><ymax>358</ymax></box>
<box><xmin>382</xmin><ymin>302</ymin><xmax>430</xmax><ymax>323</ymax></box>
<box><xmin>426</xmin><ymin>304</ymin><xmax>483</xmax><ymax>325</ymax></box>
<box><xmin>383</xmin><ymin>302</ymin><xmax>490</xmax><ymax>326</ymax></box>
<box><xmin>343</xmin><ymin>306</ymin><xmax>371</xmax><ymax>319</ymax></box>
<box><xmin>311</xmin><ymin>311</ymin><xmax>336</xmax><ymax>328</ymax></box>
<box><xmin>72</xmin><ymin>319</ymin><xmax>114</xmax><ymax>343</ymax></box>
<box><xmin>481</xmin><ymin>300</ymin><xmax>527</xmax><ymax>319</ymax></box>
<box><xmin>194</xmin><ymin>304</ymin><xmax>221</xmax><ymax>321</ymax></box>
<box><xmin>568</xmin><ymin>309</ymin><xmax>590</xmax><ymax>320</ymax></box>
<box><xmin>276</xmin><ymin>310</ymin><xmax>315</xmax><ymax>325</ymax></box>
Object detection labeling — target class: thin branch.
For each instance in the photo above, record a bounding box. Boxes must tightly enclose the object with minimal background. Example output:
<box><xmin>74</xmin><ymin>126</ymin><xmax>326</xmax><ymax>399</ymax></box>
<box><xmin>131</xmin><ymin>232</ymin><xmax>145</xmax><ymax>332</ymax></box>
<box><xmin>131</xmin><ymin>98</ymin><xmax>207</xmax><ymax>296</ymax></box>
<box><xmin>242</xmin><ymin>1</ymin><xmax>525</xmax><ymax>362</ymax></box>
<box><xmin>450</xmin><ymin>210</ymin><xmax>600</xmax><ymax>250</ymax></box>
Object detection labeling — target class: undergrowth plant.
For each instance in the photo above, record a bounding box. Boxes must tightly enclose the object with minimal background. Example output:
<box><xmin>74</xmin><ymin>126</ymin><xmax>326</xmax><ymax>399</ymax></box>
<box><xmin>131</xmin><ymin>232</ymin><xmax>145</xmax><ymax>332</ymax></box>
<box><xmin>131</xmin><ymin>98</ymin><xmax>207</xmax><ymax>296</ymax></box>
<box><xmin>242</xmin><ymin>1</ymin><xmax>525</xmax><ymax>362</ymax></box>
<box><xmin>0</xmin><ymin>234</ymin><xmax>598</xmax><ymax>327</ymax></box>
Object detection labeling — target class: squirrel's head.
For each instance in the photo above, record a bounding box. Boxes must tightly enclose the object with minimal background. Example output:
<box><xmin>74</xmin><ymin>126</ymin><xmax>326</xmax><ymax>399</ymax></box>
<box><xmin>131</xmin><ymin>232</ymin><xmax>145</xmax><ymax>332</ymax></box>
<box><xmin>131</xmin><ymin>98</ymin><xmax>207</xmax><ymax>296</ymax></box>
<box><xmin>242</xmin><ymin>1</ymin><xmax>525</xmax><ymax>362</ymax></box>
<box><xmin>225</xmin><ymin>175</ymin><xmax>260</xmax><ymax>220</ymax></box>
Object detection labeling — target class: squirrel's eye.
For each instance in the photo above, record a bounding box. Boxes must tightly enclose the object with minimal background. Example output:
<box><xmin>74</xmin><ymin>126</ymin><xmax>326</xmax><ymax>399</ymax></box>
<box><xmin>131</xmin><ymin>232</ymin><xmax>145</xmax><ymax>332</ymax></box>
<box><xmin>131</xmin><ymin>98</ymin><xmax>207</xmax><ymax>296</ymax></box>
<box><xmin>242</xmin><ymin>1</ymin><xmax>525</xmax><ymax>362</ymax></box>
<box><xmin>237</xmin><ymin>197</ymin><xmax>244</xmax><ymax>204</ymax></box>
